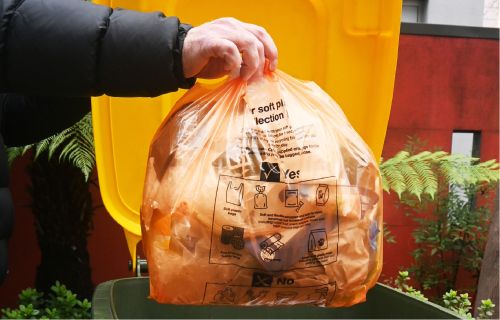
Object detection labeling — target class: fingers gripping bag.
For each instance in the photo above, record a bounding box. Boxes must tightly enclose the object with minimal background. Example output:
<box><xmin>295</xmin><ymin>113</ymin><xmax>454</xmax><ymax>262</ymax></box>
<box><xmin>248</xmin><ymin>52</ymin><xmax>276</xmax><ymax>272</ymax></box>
<box><xmin>141</xmin><ymin>69</ymin><xmax>383</xmax><ymax>307</ymax></box>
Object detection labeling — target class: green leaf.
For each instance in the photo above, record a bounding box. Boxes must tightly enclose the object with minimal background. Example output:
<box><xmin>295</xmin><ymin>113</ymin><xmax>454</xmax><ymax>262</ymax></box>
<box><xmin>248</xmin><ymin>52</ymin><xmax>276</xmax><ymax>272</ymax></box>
<box><xmin>6</xmin><ymin>145</ymin><xmax>33</xmax><ymax>165</ymax></box>
<box><xmin>34</xmin><ymin>138</ymin><xmax>52</xmax><ymax>160</ymax></box>
<box><xmin>14</xmin><ymin>113</ymin><xmax>96</xmax><ymax>181</ymax></box>
<box><xmin>381</xmin><ymin>149</ymin><xmax>499</xmax><ymax>200</ymax></box>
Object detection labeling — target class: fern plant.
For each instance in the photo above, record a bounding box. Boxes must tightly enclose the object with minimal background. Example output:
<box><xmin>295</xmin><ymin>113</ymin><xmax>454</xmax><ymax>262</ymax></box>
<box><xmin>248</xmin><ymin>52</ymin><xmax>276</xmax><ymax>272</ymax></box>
<box><xmin>7</xmin><ymin>112</ymin><xmax>96</xmax><ymax>300</ymax></box>
<box><xmin>380</xmin><ymin>150</ymin><xmax>499</xmax><ymax>200</ymax></box>
<box><xmin>381</xmin><ymin>137</ymin><xmax>499</xmax><ymax>303</ymax></box>
<box><xmin>7</xmin><ymin>113</ymin><xmax>94</xmax><ymax>180</ymax></box>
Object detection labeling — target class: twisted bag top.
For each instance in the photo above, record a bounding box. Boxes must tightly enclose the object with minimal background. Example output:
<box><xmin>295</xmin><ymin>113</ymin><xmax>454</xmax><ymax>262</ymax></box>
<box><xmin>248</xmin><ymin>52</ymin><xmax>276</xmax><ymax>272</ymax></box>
<box><xmin>141</xmin><ymin>70</ymin><xmax>383</xmax><ymax>307</ymax></box>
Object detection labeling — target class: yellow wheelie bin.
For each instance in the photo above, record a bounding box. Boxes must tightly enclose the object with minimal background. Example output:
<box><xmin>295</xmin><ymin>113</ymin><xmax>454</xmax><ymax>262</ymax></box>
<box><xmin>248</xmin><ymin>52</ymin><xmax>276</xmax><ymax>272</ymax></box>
<box><xmin>90</xmin><ymin>0</ymin><xmax>459</xmax><ymax>318</ymax></box>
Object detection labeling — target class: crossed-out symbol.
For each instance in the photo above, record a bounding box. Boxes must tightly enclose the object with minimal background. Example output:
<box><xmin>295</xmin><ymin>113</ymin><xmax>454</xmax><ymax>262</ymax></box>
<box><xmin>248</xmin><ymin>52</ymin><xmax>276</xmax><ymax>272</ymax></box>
<box><xmin>252</xmin><ymin>272</ymin><xmax>273</xmax><ymax>287</ymax></box>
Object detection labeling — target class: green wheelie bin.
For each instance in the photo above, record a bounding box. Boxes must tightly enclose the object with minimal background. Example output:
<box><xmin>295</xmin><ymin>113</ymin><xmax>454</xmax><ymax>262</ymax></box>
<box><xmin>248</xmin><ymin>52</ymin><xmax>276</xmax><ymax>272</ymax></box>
<box><xmin>91</xmin><ymin>277</ymin><xmax>460</xmax><ymax>319</ymax></box>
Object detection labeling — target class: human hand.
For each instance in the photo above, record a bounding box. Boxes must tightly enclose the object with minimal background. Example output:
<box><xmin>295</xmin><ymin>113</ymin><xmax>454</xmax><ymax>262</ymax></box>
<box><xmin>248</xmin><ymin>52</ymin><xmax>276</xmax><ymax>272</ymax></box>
<box><xmin>182</xmin><ymin>18</ymin><xmax>278</xmax><ymax>81</ymax></box>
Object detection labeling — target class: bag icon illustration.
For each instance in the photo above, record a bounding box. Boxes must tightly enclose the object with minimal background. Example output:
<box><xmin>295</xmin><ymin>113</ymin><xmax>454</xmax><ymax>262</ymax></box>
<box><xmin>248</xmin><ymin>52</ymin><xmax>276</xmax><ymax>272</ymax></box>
<box><xmin>308</xmin><ymin>229</ymin><xmax>328</xmax><ymax>252</ymax></box>
<box><xmin>316</xmin><ymin>185</ymin><xmax>329</xmax><ymax>206</ymax></box>
<box><xmin>226</xmin><ymin>181</ymin><xmax>243</xmax><ymax>206</ymax></box>
<box><xmin>254</xmin><ymin>185</ymin><xmax>267</xmax><ymax>209</ymax></box>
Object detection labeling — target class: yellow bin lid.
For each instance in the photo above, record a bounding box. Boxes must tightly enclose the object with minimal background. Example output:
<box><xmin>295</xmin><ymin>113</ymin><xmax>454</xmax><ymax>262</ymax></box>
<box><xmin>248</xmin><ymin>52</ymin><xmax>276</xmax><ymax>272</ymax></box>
<box><xmin>91</xmin><ymin>0</ymin><xmax>403</xmax><ymax>268</ymax></box>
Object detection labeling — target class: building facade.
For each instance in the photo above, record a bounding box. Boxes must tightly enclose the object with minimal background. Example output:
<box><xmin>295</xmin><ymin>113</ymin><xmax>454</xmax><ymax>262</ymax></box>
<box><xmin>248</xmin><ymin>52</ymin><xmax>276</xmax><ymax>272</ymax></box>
<box><xmin>403</xmin><ymin>0</ymin><xmax>499</xmax><ymax>27</ymax></box>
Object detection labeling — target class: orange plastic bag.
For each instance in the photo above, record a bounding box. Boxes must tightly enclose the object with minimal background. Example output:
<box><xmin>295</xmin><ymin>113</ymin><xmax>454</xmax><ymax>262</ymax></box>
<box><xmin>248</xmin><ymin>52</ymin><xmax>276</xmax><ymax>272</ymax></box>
<box><xmin>141</xmin><ymin>70</ymin><xmax>383</xmax><ymax>307</ymax></box>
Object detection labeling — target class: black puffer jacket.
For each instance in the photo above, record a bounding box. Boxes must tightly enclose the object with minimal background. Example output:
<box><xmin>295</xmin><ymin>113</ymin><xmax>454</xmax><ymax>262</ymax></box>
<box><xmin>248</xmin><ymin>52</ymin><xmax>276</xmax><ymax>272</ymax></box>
<box><xmin>0</xmin><ymin>0</ymin><xmax>195</xmax><ymax>284</ymax></box>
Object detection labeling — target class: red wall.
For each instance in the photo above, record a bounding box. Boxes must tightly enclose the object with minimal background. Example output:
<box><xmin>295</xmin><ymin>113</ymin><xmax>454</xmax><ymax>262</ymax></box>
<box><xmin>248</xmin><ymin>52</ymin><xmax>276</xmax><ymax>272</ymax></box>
<box><xmin>0</xmin><ymin>33</ymin><xmax>498</xmax><ymax>308</ymax></box>
<box><xmin>0</xmin><ymin>162</ymin><xmax>131</xmax><ymax>307</ymax></box>
<box><xmin>382</xmin><ymin>34</ymin><xmax>499</xmax><ymax>280</ymax></box>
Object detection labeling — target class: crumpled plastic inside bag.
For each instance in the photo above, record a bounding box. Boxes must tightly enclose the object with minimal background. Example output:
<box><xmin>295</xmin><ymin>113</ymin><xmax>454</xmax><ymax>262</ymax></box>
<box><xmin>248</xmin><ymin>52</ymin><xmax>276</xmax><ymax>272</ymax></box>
<box><xmin>141</xmin><ymin>69</ymin><xmax>383</xmax><ymax>307</ymax></box>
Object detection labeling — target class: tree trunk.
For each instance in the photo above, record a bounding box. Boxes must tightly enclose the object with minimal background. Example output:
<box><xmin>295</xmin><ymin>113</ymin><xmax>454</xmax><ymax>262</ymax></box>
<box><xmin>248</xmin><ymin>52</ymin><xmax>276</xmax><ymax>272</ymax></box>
<box><xmin>29</xmin><ymin>154</ymin><xmax>94</xmax><ymax>300</ymax></box>
<box><xmin>474</xmin><ymin>188</ymin><xmax>499</xmax><ymax>318</ymax></box>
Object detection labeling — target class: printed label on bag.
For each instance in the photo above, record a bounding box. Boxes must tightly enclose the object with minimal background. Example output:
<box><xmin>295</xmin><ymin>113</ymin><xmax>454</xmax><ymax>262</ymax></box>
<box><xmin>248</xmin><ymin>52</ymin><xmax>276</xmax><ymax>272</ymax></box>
<box><xmin>250</xmin><ymin>98</ymin><xmax>287</xmax><ymax>126</ymax></box>
<box><xmin>238</xmin><ymin>124</ymin><xmax>321</xmax><ymax>160</ymax></box>
<box><xmin>208</xmin><ymin>175</ymin><xmax>339</xmax><ymax>272</ymax></box>
<box><xmin>202</xmin><ymin>280</ymin><xmax>337</xmax><ymax>305</ymax></box>
<box><xmin>242</xmin><ymin>94</ymin><xmax>322</xmax><ymax>161</ymax></box>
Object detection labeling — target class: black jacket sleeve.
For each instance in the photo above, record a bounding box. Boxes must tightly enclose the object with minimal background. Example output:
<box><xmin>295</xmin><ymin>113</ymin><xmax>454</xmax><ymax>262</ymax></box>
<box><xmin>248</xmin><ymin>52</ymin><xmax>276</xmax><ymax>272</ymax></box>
<box><xmin>0</xmin><ymin>0</ymin><xmax>195</xmax><ymax>97</ymax></box>
<box><xmin>0</xmin><ymin>94</ymin><xmax>90</xmax><ymax>146</ymax></box>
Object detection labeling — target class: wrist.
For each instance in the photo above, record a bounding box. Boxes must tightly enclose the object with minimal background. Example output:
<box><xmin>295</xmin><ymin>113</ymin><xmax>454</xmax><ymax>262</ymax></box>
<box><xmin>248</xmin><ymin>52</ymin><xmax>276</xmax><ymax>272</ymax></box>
<box><xmin>174</xmin><ymin>23</ymin><xmax>196</xmax><ymax>89</ymax></box>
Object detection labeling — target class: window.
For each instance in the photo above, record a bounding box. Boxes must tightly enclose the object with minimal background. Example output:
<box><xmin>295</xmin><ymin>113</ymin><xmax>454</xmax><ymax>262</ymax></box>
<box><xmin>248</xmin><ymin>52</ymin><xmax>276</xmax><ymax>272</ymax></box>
<box><xmin>451</xmin><ymin>131</ymin><xmax>481</xmax><ymax>158</ymax></box>
<box><xmin>402</xmin><ymin>0</ymin><xmax>427</xmax><ymax>23</ymax></box>
<box><xmin>450</xmin><ymin>131</ymin><xmax>481</xmax><ymax>204</ymax></box>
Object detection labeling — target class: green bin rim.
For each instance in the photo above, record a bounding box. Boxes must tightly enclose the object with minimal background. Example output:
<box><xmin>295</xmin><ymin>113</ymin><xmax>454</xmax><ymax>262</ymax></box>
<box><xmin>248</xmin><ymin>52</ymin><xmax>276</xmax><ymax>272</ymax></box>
<box><xmin>92</xmin><ymin>277</ymin><xmax>461</xmax><ymax>319</ymax></box>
